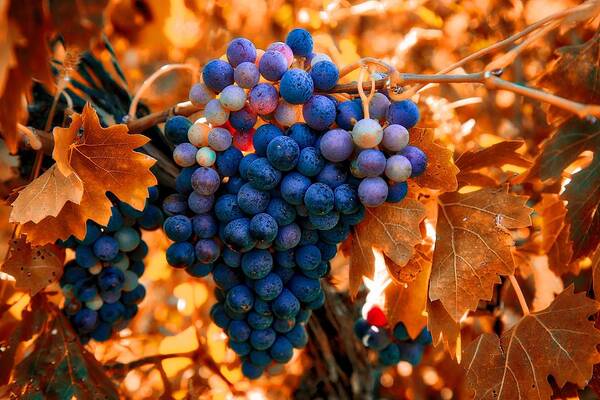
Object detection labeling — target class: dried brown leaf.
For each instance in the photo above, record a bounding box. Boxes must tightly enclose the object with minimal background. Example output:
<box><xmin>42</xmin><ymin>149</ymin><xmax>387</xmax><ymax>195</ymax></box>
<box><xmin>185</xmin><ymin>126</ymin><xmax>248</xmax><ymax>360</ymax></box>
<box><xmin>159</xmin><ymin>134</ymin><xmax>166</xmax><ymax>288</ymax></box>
<box><xmin>1</xmin><ymin>236</ymin><xmax>65</xmax><ymax>296</ymax></box>
<box><xmin>384</xmin><ymin>251</ymin><xmax>431</xmax><ymax>338</ymax></box>
<box><xmin>410</xmin><ymin>127</ymin><xmax>459</xmax><ymax>193</ymax></box>
<box><xmin>8</xmin><ymin>308</ymin><xmax>119</xmax><ymax>399</ymax></box>
<box><xmin>10</xmin><ymin>164</ymin><xmax>83</xmax><ymax>224</ymax></box>
<box><xmin>430</xmin><ymin>187</ymin><xmax>532</xmax><ymax>321</ymax></box>
<box><xmin>20</xmin><ymin>104</ymin><xmax>157</xmax><ymax>244</ymax></box>
<box><xmin>463</xmin><ymin>287</ymin><xmax>600</xmax><ymax>399</ymax></box>
<box><xmin>349</xmin><ymin>198</ymin><xmax>426</xmax><ymax>298</ymax></box>
<box><xmin>455</xmin><ymin>140</ymin><xmax>532</xmax><ymax>173</ymax></box>
<box><xmin>427</xmin><ymin>299</ymin><xmax>461</xmax><ymax>359</ymax></box>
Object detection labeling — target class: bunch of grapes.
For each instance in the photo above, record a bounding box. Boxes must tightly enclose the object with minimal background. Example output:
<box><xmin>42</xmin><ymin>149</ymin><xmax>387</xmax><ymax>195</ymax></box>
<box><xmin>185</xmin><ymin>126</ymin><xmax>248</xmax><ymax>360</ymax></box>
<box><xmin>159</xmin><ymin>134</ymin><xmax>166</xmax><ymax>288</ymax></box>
<box><xmin>59</xmin><ymin>188</ymin><xmax>163</xmax><ymax>343</ymax></box>
<box><xmin>161</xmin><ymin>28</ymin><xmax>428</xmax><ymax>379</ymax></box>
<box><xmin>354</xmin><ymin>305</ymin><xmax>432</xmax><ymax>367</ymax></box>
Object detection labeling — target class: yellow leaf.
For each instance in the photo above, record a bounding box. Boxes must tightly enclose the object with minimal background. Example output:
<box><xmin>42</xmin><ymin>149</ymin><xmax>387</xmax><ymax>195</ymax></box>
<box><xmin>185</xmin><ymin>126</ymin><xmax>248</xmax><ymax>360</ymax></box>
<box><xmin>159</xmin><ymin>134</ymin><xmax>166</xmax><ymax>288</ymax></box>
<box><xmin>10</xmin><ymin>164</ymin><xmax>83</xmax><ymax>224</ymax></box>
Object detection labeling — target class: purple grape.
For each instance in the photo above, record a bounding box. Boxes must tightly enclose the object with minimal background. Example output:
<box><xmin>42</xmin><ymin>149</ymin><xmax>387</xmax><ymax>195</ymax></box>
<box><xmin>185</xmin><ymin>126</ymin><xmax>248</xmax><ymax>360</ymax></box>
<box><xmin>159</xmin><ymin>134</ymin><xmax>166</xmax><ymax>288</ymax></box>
<box><xmin>358</xmin><ymin>177</ymin><xmax>388</xmax><ymax>207</ymax></box>
<box><xmin>319</xmin><ymin>129</ymin><xmax>353</xmax><ymax>162</ymax></box>
<box><xmin>267</xmin><ymin>42</ymin><xmax>294</xmax><ymax>67</ymax></box>
<box><xmin>382</xmin><ymin>124</ymin><xmax>409</xmax><ymax>152</ymax></box>
<box><xmin>356</xmin><ymin>149</ymin><xmax>386</xmax><ymax>177</ymax></box>
<box><xmin>227</xmin><ymin>37</ymin><xmax>257</xmax><ymax>67</ymax></box>
<box><xmin>189</xmin><ymin>83</ymin><xmax>215</xmax><ymax>105</ymax></box>
<box><xmin>259</xmin><ymin>50</ymin><xmax>288</xmax><ymax>81</ymax></box>
<box><xmin>234</xmin><ymin>62</ymin><xmax>260</xmax><ymax>89</ymax></box>
<box><xmin>219</xmin><ymin>85</ymin><xmax>246</xmax><ymax>111</ymax></box>
<box><xmin>173</xmin><ymin>143</ymin><xmax>198</xmax><ymax>167</ymax></box>
<box><xmin>208</xmin><ymin>128</ymin><xmax>233</xmax><ymax>151</ymax></box>
<box><xmin>385</xmin><ymin>154</ymin><xmax>412</xmax><ymax>182</ymax></box>
<box><xmin>229</xmin><ymin>106</ymin><xmax>257</xmax><ymax>132</ymax></box>
<box><xmin>248</xmin><ymin>83</ymin><xmax>279</xmax><ymax>115</ymax></box>
<box><xmin>369</xmin><ymin>92</ymin><xmax>391</xmax><ymax>121</ymax></box>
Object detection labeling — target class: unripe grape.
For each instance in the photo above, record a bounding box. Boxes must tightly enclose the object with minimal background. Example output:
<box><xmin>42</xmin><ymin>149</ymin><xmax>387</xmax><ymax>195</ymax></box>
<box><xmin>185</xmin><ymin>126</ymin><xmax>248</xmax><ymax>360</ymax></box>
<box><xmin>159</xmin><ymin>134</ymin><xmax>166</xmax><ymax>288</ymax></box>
<box><xmin>219</xmin><ymin>85</ymin><xmax>247</xmax><ymax>111</ymax></box>
<box><xmin>352</xmin><ymin>118</ymin><xmax>383</xmax><ymax>149</ymax></box>
<box><xmin>188</xmin><ymin>122</ymin><xmax>210</xmax><ymax>147</ymax></box>
<box><xmin>196</xmin><ymin>146</ymin><xmax>217</xmax><ymax>167</ymax></box>
<box><xmin>189</xmin><ymin>83</ymin><xmax>215</xmax><ymax>105</ymax></box>
<box><xmin>205</xmin><ymin>99</ymin><xmax>230</xmax><ymax>126</ymax></box>
<box><xmin>274</xmin><ymin>100</ymin><xmax>301</xmax><ymax>127</ymax></box>
<box><xmin>385</xmin><ymin>155</ymin><xmax>412</xmax><ymax>182</ymax></box>
<box><xmin>173</xmin><ymin>143</ymin><xmax>198</xmax><ymax>167</ymax></box>
<box><xmin>382</xmin><ymin>124</ymin><xmax>409</xmax><ymax>152</ymax></box>
<box><xmin>208</xmin><ymin>128</ymin><xmax>233</xmax><ymax>151</ymax></box>
<box><xmin>310</xmin><ymin>53</ymin><xmax>332</xmax><ymax>67</ymax></box>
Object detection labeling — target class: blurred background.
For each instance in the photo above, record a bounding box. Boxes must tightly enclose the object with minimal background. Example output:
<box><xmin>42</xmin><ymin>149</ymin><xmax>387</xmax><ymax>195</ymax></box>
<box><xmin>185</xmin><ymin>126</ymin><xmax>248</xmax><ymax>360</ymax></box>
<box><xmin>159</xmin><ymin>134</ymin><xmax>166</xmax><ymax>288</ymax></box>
<box><xmin>1</xmin><ymin>0</ymin><xmax>599</xmax><ymax>398</ymax></box>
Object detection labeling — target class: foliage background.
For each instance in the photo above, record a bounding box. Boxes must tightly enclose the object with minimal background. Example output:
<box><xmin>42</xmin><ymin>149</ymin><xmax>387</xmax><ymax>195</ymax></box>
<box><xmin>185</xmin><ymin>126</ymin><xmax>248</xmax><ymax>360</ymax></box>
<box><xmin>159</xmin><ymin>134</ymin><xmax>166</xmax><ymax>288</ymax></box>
<box><xmin>1</xmin><ymin>0</ymin><xmax>600</xmax><ymax>399</ymax></box>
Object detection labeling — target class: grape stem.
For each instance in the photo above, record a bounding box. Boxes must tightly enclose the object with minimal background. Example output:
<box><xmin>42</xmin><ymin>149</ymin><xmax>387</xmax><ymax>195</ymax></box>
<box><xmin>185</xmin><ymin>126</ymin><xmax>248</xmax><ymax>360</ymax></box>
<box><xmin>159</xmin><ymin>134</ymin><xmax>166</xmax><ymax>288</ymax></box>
<box><xmin>509</xmin><ymin>274</ymin><xmax>530</xmax><ymax>316</ymax></box>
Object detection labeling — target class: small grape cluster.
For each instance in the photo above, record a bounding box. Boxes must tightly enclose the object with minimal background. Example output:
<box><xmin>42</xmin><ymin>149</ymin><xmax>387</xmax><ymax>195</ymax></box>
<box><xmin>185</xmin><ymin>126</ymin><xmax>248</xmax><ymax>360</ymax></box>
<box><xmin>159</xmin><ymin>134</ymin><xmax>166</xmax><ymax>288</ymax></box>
<box><xmin>162</xmin><ymin>28</ymin><xmax>428</xmax><ymax>379</ymax></box>
<box><xmin>354</xmin><ymin>306</ymin><xmax>432</xmax><ymax>367</ymax></box>
<box><xmin>59</xmin><ymin>188</ymin><xmax>163</xmax><ymax>343</ymax></box>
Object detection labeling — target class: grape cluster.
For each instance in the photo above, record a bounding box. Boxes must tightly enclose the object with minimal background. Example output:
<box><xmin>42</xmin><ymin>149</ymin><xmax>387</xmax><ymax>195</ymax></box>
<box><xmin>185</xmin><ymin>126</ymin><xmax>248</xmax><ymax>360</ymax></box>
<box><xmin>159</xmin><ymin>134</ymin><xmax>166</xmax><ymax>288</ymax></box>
<box><xmin>162</xmin><ymin>28</ymin><xmax>428</xmax><ymax>379</ymax></box>
<box><xmin>59</xmin><ymin>188</ymin><xmax>163</xmax><ymax>343</ymax></box>
<box><xmin>354</xmin><ymin>306</ymin><xmax>432</xmax><ymax>367</ymax></box>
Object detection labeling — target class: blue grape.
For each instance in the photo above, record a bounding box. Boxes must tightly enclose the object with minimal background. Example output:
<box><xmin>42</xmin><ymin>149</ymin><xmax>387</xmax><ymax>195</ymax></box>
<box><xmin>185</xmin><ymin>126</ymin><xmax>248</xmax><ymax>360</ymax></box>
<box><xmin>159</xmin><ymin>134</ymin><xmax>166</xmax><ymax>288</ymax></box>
<box><xmin>280</xmin><ymin>69</ymin><xmax>314</xmax><ymax>104</ymax></box>
<box><xmin>285</xmin><ymin>28</ymin><xmax>313</xmax><ymax>57</ymax></box>
<box><xmin>287</xmin><ymin>123</ymin><xmax>317</xmax><ymax>149</ymax></box>
<box><xmin>241</xmin><ymin>249</ymin><xmax>273</xmax><ymax>280</ymax></box>
<box><xmin>267</xmin><ymin>136</ymin><xmax>300</xmax><ymax>171</ymax></box>
<box><xmin>247</xmin><ymin>157</ymin><xmax>282</xmax><ymax>190</ymax></box>
<box><xmin>310</xmin><ymin>60</ymin><xmax>339</xmax><ymax>91</ymax></box>
<box><xmin>238</xmin><ymin>183</ymin><xmax>270</xmax><ymax>214</ymax></box>
<box><xmin>165</xmin><ymin>116</ymin><xmax>192</xmax><ymax>144</ymax></box>
<box><xmin>399</xmin><ymin>145</ymin><xmax>428</xmax><ymax>177</ymax></box>
<box><xmin>302</xmin><ymin>95</ymin><xmax>336</xmax><ymax>131</ymax></box>
<box><xmin>166</xmin><ymin>242</ymin><xmax>195</xmax><ymax>268</ymax></box>
<box><xmin>203</xmin><ymin>59</ymin><xmax>234</xmax><ymax>92</ymax></box>
<box><xmin>304</xmin><ymin>183</ymin><xmax>334</xmax><ymax>215</ymax></box>
<box><xmin>336</xmin><ymin>100</ymin><xmax>363</xmax><ymax>130</ymax></box>
<box><xmin>163</xmin><ymin>215</ymin><xmax>193</xmax><ymax>242</ymax></box>
<box><xmin>387</xmin><ymin>99</ymin><xmax>420</xmax><ymax>129</ymax></box>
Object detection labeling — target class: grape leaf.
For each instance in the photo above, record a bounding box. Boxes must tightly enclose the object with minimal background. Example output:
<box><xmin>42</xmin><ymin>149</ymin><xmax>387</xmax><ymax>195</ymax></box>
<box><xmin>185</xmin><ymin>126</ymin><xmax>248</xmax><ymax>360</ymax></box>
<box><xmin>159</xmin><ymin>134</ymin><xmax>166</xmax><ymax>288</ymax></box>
<box><xmin>409</xmin><ymin>127</ymin><xmax>458</xmax><ymax>193</ymax></box>
<box><xmin>430</xmin><ymin>187</ymin><xmax>532</xmax><ymax>321</ymax></box>
<box><xmin>8</xmin><ymin>309</ymin><xmax>119</xmax><ymax>399</ymax></box>
<box><xmin>384</xmin><ymin>250</ymin><xmax>431</xmax><ymax>339</ymax></box>
<box><xmin>526</xmin><ymin>115</ymin><xmax>600</xmax><ymax>260</ymax></box>
<box><xmin>1</xmin><ymin>236</ymin><xmax>65</xmax><ymax>296</ymax></box>
<box><xmin>0</xmin><ymin>293</ymin><xmax>49</xmax><ymax>385</ymax></box>
<box><xmin>349</xmin><ymin>198</ymin><xmax>426</xmax><ymax>298</ymax></box>
<box><xmin>10</xmin><ymin>164</ymin><xmax>84</xmax><ymax>224</ymax></box>
<box><xmin>455</xmin><ymin>140</ymin><xmax>532</xmax><ymax>173</ymax></box>
<box><xmin>19</xmin><ymin>104</ymin><xmax>157</xmax><ymax>245</ymax></box>
<box><xmin>463</xmin><ymin>287</ymin><xmax>600</xmax><ymax>399</ymax></box>
<box><xmin>537</xmin><ymin>31</ymin><xmax>600</xmax><ymax>124</ymax></box>
<box><xmin>563</xmin><ymin>154</ymin><xmax>600</xmax><ymax>260</ymax></box>
<box><xmin>427</xmin><ymin>299</ymin><xmax>461</xmax><ymax>359</ymax></box>
<box><xmin>535</xmin><ymin>194</ymin><xmax>575</xmax><ymax>275</ymax></box>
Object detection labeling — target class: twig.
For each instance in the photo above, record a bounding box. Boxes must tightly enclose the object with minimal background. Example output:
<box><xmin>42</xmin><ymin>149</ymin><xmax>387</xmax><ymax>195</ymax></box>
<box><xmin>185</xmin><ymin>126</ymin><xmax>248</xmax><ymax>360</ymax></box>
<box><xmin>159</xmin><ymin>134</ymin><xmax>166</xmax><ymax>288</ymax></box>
<box><xmin>393</xmin><ymin>1</ymin><xmax>600</xmax><ymax>100</ymax></box>
<box><xmin>127</xmin><ymin>101</ymin><xmax>202</xmax><ymax>134</ymax></box>
<box><xmin>128</xmin><ymin>64</ymin><xmax>199</xmax><ymax>121</ymax></box>
<box><xmin>509</xmin><ymin>274</ymin><xmax>530</xmax><ymax>316</ymax></box>
<box><xmin>104</xmin><ymin>351</ymin><xmax>198</xmax><ymax>372</ymax></box>
<box><xmin>16</xmin><ymin>124</ymin><xmax>41</xmax><ymax>150</ymax></box>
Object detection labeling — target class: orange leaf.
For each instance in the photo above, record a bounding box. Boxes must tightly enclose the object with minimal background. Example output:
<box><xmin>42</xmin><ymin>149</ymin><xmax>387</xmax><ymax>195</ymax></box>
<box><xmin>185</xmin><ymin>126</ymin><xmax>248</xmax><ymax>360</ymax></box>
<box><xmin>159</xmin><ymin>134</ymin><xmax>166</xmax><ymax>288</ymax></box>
<box><xmin>384</xmin><ymin>251</ymin><xmax>431</xmax><ymax>339</ymax></box>
<box><xmin>463</xmin><ymin>287</ymin><xmax>600</xmax><ymax>399</ymax></box>
<box><xmin>535</xmin><ymin>194</ymin><xmax>576</xmax><ymax>275</ymax></box>
<box><xmin>9</xmin><ymin>164</ymin><xmax>83</xmax><ymax>224</ymax></box>
<box><xmin>349</xmin><ymin>198</ymin><xmax>425</xmax><ymax>298</ymax></box>
<box><xmin>455</xmin><ymin>140</ymin><xmax>532</xmax><ymax>173</ymax></box>
<box><xmin>430</xmin><ymin>187</ymin><xmax>532</xmax><ymax>321</ymax></box>
<box><xmin>20</xmin><ymin>104</ymin><xmax>157</xmax><ymax>245</ymax></box>
<box><xmin>409</xmin><ymin>127</ymin><xmax>458</xmax><ymax>193</ymax></box>
<box><xmin>1</xmin><ymin>236</ymin><xmax>65</xmax><ymax>296</ymax></box>
<box><xmin>0</xmin><ymin>0</ymin><xmax>53</xmax><ymax>153</ymax></box>
<box><xmin>427</xmin><ymin>299</ymin><xmax>461</xmax><ymax>359</ymax></box>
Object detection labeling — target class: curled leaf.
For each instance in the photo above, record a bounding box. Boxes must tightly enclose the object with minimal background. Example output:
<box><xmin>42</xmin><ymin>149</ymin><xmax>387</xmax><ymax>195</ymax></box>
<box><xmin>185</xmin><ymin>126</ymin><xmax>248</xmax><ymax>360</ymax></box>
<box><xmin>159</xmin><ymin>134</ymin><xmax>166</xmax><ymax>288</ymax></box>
<box><xmin>349</xmin><ymin>199</ymin><xmax>426</xmax><ymax>298</ymax></box>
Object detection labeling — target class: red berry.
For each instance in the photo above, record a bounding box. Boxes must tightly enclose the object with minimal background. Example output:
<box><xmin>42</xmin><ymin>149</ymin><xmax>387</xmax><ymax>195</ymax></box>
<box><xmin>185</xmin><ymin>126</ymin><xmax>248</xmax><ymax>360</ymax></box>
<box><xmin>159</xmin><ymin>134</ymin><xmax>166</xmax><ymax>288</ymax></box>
<box><xmin>233</xmin><ymin>129</ymin><xmax>255</xmax><ymax>152</ymax></box>
<box><xmin>366</xmin><ymin>305</ymin><xmax>387</xmax><ymax>327</ymax></box>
